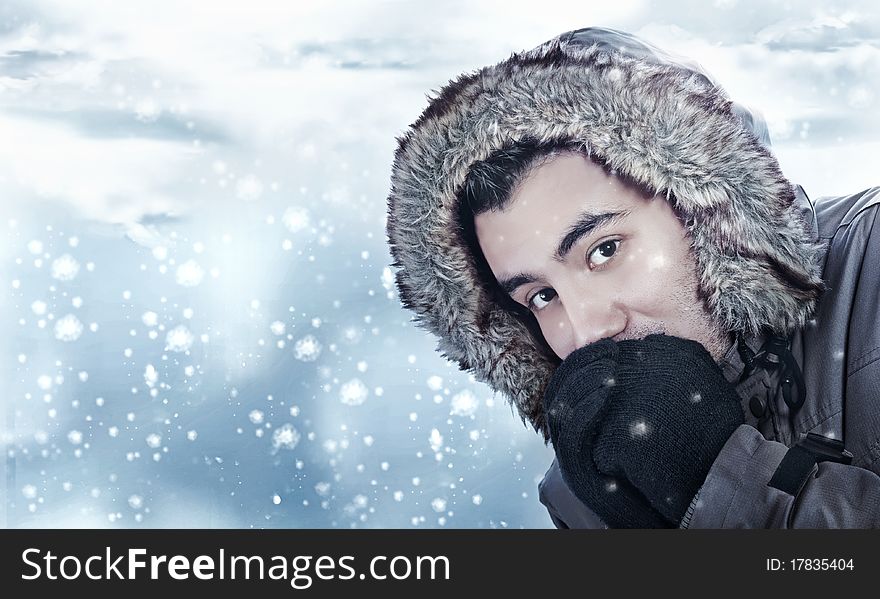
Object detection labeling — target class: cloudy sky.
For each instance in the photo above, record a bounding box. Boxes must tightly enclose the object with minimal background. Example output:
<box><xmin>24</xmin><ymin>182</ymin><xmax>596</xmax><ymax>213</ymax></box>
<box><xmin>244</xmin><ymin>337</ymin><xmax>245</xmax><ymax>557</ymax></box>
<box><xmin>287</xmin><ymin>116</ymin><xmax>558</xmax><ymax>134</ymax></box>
<box><xmin>1</xmin><ymin>0</ymin><xmax>878</xmax><ymax>528</ymax></box>
<box><xmin>1</xmin><ymin>0</ymin><xmax>878</xmax><ymax>226</ymax></box>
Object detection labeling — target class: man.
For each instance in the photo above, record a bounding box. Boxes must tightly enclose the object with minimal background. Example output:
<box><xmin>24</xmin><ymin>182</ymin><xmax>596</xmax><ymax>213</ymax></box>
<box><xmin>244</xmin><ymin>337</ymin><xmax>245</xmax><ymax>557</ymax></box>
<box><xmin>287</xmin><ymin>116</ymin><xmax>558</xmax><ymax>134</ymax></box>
<box><xmin>385</xmin><ymin>27</ymin><xmax>880</xmax><ymax>527</ymax></box>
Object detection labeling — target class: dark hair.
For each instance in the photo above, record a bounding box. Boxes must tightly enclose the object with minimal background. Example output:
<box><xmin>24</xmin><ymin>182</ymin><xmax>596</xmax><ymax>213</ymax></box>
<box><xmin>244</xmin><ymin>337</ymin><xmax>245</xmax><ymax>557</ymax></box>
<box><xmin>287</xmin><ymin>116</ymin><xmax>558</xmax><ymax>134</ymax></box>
<box><xmin>456</xmin><ymin>139</ymin><xmax>584</xmax><ymax>364</ymax></box>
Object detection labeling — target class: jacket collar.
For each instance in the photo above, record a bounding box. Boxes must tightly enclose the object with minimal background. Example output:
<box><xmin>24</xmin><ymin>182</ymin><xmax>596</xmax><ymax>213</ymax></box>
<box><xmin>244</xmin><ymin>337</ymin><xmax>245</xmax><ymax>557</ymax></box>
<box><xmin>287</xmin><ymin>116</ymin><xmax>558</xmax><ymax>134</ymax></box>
<box><xmin>719</xmin><ymin>183</ymin><xmax>818</xmax><ymax>387</ymax></box>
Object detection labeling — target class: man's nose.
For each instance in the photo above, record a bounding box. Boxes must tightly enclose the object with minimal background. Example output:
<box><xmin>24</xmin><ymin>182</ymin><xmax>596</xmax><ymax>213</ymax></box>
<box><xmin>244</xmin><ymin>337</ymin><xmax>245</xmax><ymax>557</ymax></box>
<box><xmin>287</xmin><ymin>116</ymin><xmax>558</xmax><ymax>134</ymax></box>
<box><xmin>564</xmin><ymin>297</ymin><xmax>627</xmax><ymax>351</ymax></box>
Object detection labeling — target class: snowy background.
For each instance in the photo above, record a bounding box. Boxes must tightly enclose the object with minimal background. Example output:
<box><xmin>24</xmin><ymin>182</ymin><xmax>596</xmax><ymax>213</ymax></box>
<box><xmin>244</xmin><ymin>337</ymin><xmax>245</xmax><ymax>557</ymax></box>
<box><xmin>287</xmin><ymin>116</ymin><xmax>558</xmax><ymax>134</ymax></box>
<box><xmin>1</xmin><ymin>0</ymin><xmax>878</xmax><ymax>528</ymax></box>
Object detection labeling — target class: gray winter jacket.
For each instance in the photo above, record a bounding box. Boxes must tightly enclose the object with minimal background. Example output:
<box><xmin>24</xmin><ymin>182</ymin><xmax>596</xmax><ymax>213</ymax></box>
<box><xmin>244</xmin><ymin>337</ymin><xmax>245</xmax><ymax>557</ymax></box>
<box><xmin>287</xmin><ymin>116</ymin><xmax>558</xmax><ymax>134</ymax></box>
<box><xmin>385</xmin><ymin>27</ymin><xmax>880</xmax><ymax>528</ymax></box>
<box><xmin>540</xmin><ymin>184</ymin><xmax>880</xmax><ymax>528</ymax></box>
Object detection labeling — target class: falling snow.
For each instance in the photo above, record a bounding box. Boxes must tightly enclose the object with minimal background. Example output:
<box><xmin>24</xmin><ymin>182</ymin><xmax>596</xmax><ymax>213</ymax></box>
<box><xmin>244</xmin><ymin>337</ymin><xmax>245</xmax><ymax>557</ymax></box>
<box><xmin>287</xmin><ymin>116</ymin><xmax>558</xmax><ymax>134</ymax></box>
<box><xmin>51</xmin><ymin>254</ymin><xmax>80</xmax><ymax>281</ymax></box>
<box><xmin>165</xmin><ymin>325</ymin><xmax>194</xmax><ymax>352</ymax></box>
<box><xmin>54</xmin><ymin>314</ymin><xmax>84</xmax><ymax>342</ymax></box>
<box><xmin>380</xmin><ymin>267</ymin><xmax>394</xmax><ymax>292</ymax></box>
<box><xmin>271</xmin><ymin>424</ymin><xmax>301</xmax><ymax>451</ymax></box>
<box><xmin>0</xmin><ymin>5</ymin><xmax>722</xmax><ymax>531</ymax></box>
<box><xmin>630</xmin><ymin>420</ymin><xmax>649</xmax><ymax>437</ymax></box>
<box><xmin>144</xmin><ymin>364</ymin><xmax>158</xmax><ymax>387</ymax></box>
<box><xmin>176</xmin><ymin>260</ymin><xmax>205</xmax><ymax>287</ymax></box>
<box><xmin>426</xmin><ymin>375</ymin><xmax>443</xmax><ymax>391</ymax></box>
<box><xmin>293</xmin><ymin>335</ymin><xmax>321</xmax><ymax>361</ymax></box>
<box><xmin>282</xmin><ymin>206</ymin><xmax>310</xmax><ymax>232</ymax></box>
<box><xmin>429</xmin><ymin>428</ymin><xmax>443</xmax><ymax>452</ymax></box>
<box><xmin>236</xmin><ymin>175</ymin><xmax>264</xmax><ymax>202</ymax></box>
<box><xmin>339</xmin><ymin>378</ymin><xmax>368</xmax><ymax>406</ymax></box>
<box><xmin>450</xmin><ymin>389</ymin><xmax>479</xmax><ymax>417</ymax></box>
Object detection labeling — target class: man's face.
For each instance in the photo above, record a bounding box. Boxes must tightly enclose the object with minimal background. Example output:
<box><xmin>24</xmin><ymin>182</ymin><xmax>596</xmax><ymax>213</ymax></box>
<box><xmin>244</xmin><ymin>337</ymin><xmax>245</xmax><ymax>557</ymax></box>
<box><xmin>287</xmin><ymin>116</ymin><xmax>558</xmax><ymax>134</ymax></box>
<box><xmin>474</xmin><ymin>151</ymin><xmax>731</xmax><ymax>362</ymax></box>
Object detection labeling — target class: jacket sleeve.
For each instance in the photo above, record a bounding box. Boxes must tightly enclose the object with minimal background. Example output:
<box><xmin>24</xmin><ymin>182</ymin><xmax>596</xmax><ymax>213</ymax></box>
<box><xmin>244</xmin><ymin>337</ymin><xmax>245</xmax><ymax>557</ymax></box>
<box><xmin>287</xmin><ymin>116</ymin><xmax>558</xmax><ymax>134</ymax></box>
<box><xmin>680</xmin><ymin>424</ymin><xmax>880</xmax><ymax>528</ymax></box>
<box><xmin>537</xmin><ymin>457</ymin><xmax>609</xmax><ymax>529</ymax></box>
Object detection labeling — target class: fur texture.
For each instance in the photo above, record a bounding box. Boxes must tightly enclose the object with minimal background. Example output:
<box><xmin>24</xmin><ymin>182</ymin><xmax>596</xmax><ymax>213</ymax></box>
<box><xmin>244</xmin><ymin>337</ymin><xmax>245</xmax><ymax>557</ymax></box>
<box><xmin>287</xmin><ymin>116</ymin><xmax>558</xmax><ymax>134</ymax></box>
<box><xmin>385</xmin><ymin>29</ymin><xmax>826</xmax><ymax>442</ymax></box>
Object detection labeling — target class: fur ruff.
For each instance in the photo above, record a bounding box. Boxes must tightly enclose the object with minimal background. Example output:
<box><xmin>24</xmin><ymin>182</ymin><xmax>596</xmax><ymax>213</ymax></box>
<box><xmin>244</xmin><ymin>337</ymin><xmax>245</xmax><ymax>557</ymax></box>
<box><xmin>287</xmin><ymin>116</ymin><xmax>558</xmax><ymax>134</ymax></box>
<box><xmin>385</xmin><ymin>32</ymin><xmax>825</xmax><ymax>441</ymax></box>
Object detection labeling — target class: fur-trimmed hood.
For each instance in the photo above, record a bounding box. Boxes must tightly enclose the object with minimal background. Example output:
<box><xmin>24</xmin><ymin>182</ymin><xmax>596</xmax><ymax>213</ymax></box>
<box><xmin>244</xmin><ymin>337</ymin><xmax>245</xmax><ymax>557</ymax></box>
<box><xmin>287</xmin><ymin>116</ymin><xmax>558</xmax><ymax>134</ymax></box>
<box><xmin>385</xmin><ymin>27</ymin><xmax>825</xmax><ymax>442</ymax></box>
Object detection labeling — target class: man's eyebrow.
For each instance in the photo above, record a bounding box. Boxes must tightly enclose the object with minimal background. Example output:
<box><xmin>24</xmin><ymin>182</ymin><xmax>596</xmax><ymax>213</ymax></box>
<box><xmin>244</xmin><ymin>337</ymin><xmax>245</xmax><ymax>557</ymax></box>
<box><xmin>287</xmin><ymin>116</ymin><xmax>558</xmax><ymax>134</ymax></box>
<box><xmin>496</xmin><ymin>209</ymin><xmax>630</xmax><ymax>298</ymax></box>
<box><xmin>554</xmin><ymin>209</ymin><xmax>630</xmax><ymax>262</ymax></box>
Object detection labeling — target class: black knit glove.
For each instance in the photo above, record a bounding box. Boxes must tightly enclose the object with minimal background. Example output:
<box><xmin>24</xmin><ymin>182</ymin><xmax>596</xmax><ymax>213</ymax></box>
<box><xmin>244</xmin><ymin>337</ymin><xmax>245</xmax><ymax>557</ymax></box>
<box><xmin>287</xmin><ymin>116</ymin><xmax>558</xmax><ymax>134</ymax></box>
<box><xmin>543</xmin><ymin>334</ymin><xmax>745</xmax><ymax>528</ymax></box>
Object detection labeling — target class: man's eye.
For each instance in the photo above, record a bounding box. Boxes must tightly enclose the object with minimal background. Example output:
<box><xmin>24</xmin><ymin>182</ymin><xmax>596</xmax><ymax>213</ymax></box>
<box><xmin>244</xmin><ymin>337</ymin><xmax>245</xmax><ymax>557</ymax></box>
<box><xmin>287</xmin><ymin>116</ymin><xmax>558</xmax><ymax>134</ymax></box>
<box><xmin>588</xmin><ymin>239</ymin><xmax>621</xmax><ymax>268</ymax></box>
<box><xmin>528</xmin><ymin>288</ymin><xmax>557</xmax><ymax>311</ymax></box>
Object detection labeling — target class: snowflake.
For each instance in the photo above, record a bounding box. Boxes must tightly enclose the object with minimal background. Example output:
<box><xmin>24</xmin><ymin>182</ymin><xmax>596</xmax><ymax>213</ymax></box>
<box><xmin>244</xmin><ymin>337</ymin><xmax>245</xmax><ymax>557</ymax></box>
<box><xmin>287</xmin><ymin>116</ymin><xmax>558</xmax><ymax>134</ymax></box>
<box><xmin>144</xmin><ymin>364</ymin><xmax>158</xmax><ymax>387</ymax></box>
<box><xmin>342</xmin><ymin>326</ymin><xmax>362</xmax><ymax>343</ymax></box>
<box><xmin>175</xmin><ymin>260</ymin><xmax>204</xmax><ymax>287</ymax></box>
<box><xmin>429</xmin><ymin>428</ymin><xmax>443</xmax><ymax>452</ymax></box>
<box><xmin>282</xmin><ymin>206</ymin><xmax>310</xmax><ymax>232</ymax></box>
<box><xmin>236</xmin><ymin>175</ymin><xmax>263</xmax><ymax>202</ymax></box>
<box><xmin>293</xmin><ymin>335</ymin><xmax>321</xmax><ymax>361</ymax></box>
<box><xmin>339</xmin><ymin>379</ymin><xmax>368</xmax><ymax>406</ymax></box>
<box><xmin>450</xmin><ymin>389</ymin><xmax>479</xmax><ymax>417</ymax></box>
<box><xmin>381</xmin><ymin>266</ymin><xmax>394</xmax><ymax>291</ymax></box>
<box><xmin>272</xmin><ymin>424</ymin><xmax>300</xmax><ymax>451</ymax></box>
<box><xmin>51</xmin><ymin>254</ymin><xmax>80</xmax><ymax>281</ymax></box>
<box><xmin>54</xmin><ymin>314</ymin><xmax>84</xmax><ymax>342</ymax></box>
<box><xmin>426</xmin><ymin>375</ymin><xmax>444</xmax><ymax>391</ymax></box>
<box><xmin>165</xmin><ymin>325</ymin><xmax>194</xmax><ymax>352</ymax></box>
<box><xmin>630</xmin><ymin>420</ymin><xmax>649</xmax><ymax>437</ymax></box>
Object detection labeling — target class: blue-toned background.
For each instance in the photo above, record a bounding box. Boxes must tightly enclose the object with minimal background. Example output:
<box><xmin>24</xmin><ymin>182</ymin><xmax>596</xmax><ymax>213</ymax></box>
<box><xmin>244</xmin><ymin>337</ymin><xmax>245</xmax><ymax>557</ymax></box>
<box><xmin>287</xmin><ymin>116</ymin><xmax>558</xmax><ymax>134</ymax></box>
<box><xmin>2</xmin><ymin>0</ymin><xmax>879</xmax><ymax>528</ymax></box>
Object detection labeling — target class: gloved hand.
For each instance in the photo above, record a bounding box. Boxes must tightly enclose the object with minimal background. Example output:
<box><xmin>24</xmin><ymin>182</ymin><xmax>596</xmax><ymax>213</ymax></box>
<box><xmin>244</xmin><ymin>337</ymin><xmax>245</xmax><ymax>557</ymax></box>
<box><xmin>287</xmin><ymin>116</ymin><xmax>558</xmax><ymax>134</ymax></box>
<box><xmin>543</xmin><ymin>334</ymin><xmax>746</xmax><ymax>528</ymax></box>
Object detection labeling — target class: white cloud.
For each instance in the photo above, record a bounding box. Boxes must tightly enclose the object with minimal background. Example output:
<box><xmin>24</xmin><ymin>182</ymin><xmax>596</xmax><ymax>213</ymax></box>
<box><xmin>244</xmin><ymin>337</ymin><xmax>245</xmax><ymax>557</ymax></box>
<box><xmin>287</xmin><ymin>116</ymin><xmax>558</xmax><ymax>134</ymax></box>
<box><xmin>0</xmin><ymin>114</ymin><xmax>200</xmax><ymax>224</ymax></box>
<box><xmin>0</xmin><ymin>0</ymin><xmax>877</xmax><ymax>226</ymax></box>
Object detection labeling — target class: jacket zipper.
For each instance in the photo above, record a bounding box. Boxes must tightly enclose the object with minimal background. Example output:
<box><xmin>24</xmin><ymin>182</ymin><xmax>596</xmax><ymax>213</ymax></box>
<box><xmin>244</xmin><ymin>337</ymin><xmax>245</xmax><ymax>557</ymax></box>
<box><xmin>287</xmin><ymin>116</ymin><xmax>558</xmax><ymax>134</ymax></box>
<box><xmin>678</xmin><ymin>487</ymin><xmax>702</xmax><ymax>529</ymax></box>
